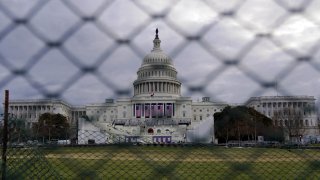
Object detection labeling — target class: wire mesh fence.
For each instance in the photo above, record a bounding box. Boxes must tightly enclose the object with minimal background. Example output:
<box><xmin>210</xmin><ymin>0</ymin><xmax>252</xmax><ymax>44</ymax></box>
<box><xmin>3</xmin><ymin>143</ymin><xmax>320</xmax><ymax>179</ymax></box>
<box><xmin>0</xmin><ymin>0</ymin><xmax>320</xmax><ymax>103</ymax></box>
<box><xmin>1</xmin><ymin>0</ymin><xmax>320</xmax><ymax>179</ymax></box>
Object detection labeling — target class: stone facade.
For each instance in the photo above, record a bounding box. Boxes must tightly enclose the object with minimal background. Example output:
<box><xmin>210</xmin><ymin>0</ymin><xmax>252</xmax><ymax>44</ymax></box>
<box><xmin>247</xmin><ymin>96</ymin><xmax>318</xmax><ymax>140</ymax></box>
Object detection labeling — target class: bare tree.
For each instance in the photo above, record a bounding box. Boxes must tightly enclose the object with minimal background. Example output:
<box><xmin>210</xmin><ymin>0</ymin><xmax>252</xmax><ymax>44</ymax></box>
<box><xmin>273</xmin><ymin>107</ymin><xmax>305</xmax><ymax>142</ymax></box>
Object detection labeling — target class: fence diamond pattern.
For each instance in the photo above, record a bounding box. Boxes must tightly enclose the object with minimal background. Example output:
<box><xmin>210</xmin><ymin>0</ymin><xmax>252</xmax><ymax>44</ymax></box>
<box><xmin>1</xmin><ymin>0</ymin><xmax>320</xmax><ymax>179</ymax></box>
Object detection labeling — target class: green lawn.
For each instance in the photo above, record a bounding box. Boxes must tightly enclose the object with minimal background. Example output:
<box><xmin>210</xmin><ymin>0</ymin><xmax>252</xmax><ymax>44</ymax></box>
<box><xmin>3</xmin><ymin>145</ymin><xmax>320</xmax><ymax>179</ymax></box>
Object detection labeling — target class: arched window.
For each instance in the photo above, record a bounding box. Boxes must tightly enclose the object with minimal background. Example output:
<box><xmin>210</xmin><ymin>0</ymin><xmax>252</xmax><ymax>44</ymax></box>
<box><xmin>148</xmin><ymin>128</ymin><xmax>154</xmax><ymax>134</ymax></box>
<box><xmin>305</xmin><ymin>120</ymin><xmax>309</xmax><ymax>126</ymax></box>
<box><xmin>157</xmin><ymin>129</ymin><xmax>161</xmax><ymax>134</ymax></box>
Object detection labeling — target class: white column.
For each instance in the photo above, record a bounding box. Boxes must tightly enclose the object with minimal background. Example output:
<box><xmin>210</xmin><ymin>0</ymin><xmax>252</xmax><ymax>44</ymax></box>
<box><xmin>145</xmin><ymin>83</ymin><xmax>147</xmax><ymax>93</ymax></box>
<box><xmin>142</xmin><ymin>83</ymin><xmax>144</xmax><ymax>93</ymax></box>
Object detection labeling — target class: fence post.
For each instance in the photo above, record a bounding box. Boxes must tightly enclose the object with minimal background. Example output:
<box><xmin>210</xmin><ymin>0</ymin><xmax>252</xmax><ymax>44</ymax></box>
<box><xmin>2</xmin><ymin>90</ymin><xmax>9</xmax><ymax>180</ymax></box>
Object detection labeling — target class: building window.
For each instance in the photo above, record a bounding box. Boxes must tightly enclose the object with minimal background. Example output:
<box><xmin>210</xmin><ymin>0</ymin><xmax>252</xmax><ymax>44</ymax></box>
<box><xmin>194</xmin><ymin>116</ymin><xmax>196</xmax><ymax>121</ymax></box>
<box><xmin>200</xmin><ymin>109</ymin><xmax>202</xmax><ymax>112</ymax></box>
<box><xmin>305</xmin><ymin>120</ymin><xmax>309</xmax><ymax>126</ymax></box>
<box><xmin>200</xmin><ymin>116</ymin><xmax>202</xmax><ymax>120</ymax></box>
<box><xmin>148</xmin><ymin>128</ymin><xmax>154</xmax><ymax>134</ymax></box>
<box><xmin>183</xmin><ymin>111</ymin><xmax>186</xmax><ymax>117</ymax></box>
<box><xmin>183</xmin><ymin>105</ymin><xmax>185</xmax><ymax>108</ymax></box>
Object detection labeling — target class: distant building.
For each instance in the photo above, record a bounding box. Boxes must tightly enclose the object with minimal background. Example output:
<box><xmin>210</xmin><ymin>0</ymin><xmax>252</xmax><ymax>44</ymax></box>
<box><xmin>7</xmin><ymin>99</ymin><xmax>85</xmax><ymax>137</ymax></box>
<box><xmin>247</xmin><ymin>96</ymin><xmax>318</xmax><ymax>141</ymax></box>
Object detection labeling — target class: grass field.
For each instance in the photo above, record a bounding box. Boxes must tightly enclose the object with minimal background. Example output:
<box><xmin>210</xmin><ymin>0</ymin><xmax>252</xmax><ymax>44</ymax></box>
<box><xmin>3</xmin><ymin>145</ymin><xmax>320</xmax><ymax>179</ymax></box>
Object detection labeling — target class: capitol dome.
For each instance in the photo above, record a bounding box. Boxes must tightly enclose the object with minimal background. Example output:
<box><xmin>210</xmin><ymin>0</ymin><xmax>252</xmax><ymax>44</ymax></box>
<box><xmin>133</xmin><ymin>29</ymin><xmax>181</xmax><ymax>98</ymax></box>
<box><xmin>142</xmin><ymin>50</ymin><xmax>173</xmax><ymax>66</ymax></box>
<box><xmin>141</xmin><ymin>33</ymin><xmax>173</xmax><ymax>66</ymax></box>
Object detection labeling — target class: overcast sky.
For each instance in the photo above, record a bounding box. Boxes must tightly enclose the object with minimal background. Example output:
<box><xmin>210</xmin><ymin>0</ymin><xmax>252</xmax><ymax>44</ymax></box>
<box><xmin>1</xmin><ymin>0</ymin><xmax>320</xmax><ymax>109</ymax></box>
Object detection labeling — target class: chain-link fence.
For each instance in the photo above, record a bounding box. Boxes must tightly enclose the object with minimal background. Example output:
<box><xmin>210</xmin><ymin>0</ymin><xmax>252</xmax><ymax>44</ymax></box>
<box><xmin>1</xmin><ymin>0</ymin><xmax>320</xmax><ymax>179</ymax></box>
<box><xmin>3</xmin><ymin>143</ymin><xmax>320</xmax><ymax>179</ymax></box>
<box><xmin>0</xmin><ymin>0</ymin><xmax>320</xmax><ymax>103</ymax></box>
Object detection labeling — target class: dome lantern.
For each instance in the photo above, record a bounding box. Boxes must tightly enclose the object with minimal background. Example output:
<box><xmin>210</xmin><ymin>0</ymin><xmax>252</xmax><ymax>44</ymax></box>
<box><xmin>153</xmin><ymin>28</ymin><xmax>161</xmax><ymax>51</ymax></box>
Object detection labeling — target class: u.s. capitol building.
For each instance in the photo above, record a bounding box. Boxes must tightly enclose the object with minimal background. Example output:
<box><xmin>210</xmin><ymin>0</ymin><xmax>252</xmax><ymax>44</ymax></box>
<box><xmin>7</xmin><ymin>30</ymin><xmax>319</xmax><ymax>144</ymax></box>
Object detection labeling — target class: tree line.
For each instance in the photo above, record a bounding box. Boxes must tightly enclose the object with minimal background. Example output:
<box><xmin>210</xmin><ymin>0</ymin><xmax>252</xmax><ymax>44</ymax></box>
<box><xmin>214</xmin><ymin>106</ymin><xmax>284</xmax><ymax>143</ymax></box>
<box><xmin>0</xmin><ymin>113</ymin><xmax>70</xmax><ymax>143</ymax></box>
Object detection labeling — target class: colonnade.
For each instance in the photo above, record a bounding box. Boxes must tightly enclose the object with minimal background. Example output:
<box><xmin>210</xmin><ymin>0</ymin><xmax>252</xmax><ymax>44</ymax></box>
<box><xmin>134</xmin><ymin>82</ymin><xmax>180</xmax><ymax>95</ymax></box>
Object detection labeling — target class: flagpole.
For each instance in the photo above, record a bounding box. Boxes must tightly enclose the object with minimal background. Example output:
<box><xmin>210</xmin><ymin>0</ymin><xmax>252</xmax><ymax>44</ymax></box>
<box><xmin>276</xmin><ymin>81</ymin><xmax>278</xmax><ymax>97</ymax></box>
